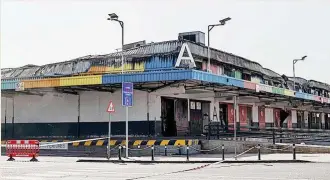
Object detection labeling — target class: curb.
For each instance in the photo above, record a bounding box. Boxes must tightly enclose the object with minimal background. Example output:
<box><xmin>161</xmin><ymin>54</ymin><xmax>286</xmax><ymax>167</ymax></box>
<box><xmin>76</xmin><ymin>159</ymin><xmax>312</xmax><ymax>164</ymax></box>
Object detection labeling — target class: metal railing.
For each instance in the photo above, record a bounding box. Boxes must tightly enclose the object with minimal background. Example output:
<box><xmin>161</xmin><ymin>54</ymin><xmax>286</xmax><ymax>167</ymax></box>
<box><xmin>204</xmin><ymin>123</ymin><xmax>330</xmax><ymax>145</ymax></box>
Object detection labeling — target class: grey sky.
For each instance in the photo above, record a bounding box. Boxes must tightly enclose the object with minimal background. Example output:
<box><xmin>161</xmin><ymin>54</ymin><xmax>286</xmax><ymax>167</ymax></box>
<box><xmin>1</xmin><ymin>0</ymin><xmax>329</xmax><ymax>84</ymax></box>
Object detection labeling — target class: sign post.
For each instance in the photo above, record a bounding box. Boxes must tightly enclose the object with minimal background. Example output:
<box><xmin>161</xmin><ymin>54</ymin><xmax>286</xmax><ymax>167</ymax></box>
<box><xmin>122</xmin><ymin>82</ymin><xmax>133</xmax><ymax>158</ymax></box>
<box><xmin>106</xmin><ymin>101</ymin><xmax>115</xmax><ymax>160</ymax></box>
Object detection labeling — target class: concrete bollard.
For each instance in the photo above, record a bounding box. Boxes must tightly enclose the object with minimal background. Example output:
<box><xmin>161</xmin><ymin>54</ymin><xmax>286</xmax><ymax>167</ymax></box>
<box><xmin>257</xmin><ymin>144</ymin><xmax>261</xmax><ymax>160</ymax></box>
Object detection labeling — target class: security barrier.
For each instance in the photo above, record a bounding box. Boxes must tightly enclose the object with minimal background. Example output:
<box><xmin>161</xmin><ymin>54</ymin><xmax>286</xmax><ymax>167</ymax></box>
<box><xmin>6</xmin><ymin>140</ymin><xmax>40</xmax><ymax>161</ymax></box>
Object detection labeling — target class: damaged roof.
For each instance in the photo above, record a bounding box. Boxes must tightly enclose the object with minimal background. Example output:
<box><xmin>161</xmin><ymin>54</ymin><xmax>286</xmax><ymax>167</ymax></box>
<box><xmin>1</xmin><ymin>39</ymin><xmax>329</xmax><ymax>91</ymax></box>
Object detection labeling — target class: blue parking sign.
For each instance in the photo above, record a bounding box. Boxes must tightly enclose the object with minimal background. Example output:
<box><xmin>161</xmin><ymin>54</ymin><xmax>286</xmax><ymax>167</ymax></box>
<box><xmin>122</xmin><ymin>82</ymin><xmax>133</xmax><ymax>107</ymax></box>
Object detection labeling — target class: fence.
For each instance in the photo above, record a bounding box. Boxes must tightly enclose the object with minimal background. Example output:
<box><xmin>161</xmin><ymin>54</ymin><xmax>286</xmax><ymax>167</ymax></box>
<box><xmin>204</xmin><ymin>124</ymin><xmax>330</xmax><ymax>145</ymax></box>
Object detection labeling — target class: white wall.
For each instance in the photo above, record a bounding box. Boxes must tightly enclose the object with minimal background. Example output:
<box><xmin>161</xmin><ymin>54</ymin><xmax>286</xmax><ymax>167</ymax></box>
<box><xmin>13</xmin><ymin>93</ymin><xmax>78</xmax><ymax>123</ymax></box>
<box><xmin>1</xmin><ymin>97</ymin><xmax>13</xmax><ymax>124</ymax></box>
<box><xmin>80</xmin><ymin>90</ymin><xmax>148</xmax><ymax>122</ymax></box>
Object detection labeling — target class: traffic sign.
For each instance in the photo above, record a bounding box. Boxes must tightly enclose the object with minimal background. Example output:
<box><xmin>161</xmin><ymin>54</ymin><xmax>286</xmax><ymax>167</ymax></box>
<box><xmin>107</xmin><ymin>101</ymin><xmax>115</xmax><ymax>113</ymax></box>
<box><xmin>122</xmin><ymin>82</ymin><xmax>133</xmax><ymax>107</ymax></box>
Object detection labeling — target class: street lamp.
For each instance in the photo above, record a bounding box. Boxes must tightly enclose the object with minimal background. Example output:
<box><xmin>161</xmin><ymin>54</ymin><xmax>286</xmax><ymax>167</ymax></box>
<box><xmin>207</xmin><ymin>17</ymin><xmax>231</xmax><ymax>72</ymax></box>
<box><xmin>107</xmin><ymin>13</ymin><xmax>124</xmax><ymax>73</ymax></box>
<box><xmin>107</xmin><ymin>13</ymin><xmax>129</xmax><ymax>158</ymax></box>
<box><xmin>293</xmin><ymin>55</ymin><xmax>307</xmax><ymax>91</ymax></box>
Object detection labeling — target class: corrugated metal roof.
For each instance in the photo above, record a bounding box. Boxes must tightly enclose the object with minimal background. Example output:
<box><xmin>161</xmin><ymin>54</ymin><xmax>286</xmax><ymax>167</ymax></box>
<box><xmin>1</xmin><ymin>39</ymin><xmax>329</xmax><ymax>91</ymax></box>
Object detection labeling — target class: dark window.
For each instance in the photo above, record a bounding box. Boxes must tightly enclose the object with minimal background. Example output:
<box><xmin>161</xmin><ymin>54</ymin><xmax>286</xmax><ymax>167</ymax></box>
<box><xmin>182</xmin><ymin>35</ymin><xmax>196</xmax><ymax>42</ymax></box>
<box><xmin>242</xmin><ymin>73</ymin><xmax>251</xmax><ymax>81</ymax></box>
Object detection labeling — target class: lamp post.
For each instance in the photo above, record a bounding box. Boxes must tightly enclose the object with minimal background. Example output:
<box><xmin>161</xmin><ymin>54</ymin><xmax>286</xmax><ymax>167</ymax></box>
<box><xmin>107</xmin><ymin>13</ymin><xmax>124</xmax><ymax>74</ymax></box>
<box><xmin>207</xmin><ymin>17</ymin><xmax>231</xmax><ymax>72</ymax></box>
<box><xmin>293</xmin><ymin>55</ymin><xmax>307</xmax><ymax>90</ymax></box>
<box><xmin>107</xmin><ymin>13</ymin><xmax>129</xmax><ymax>158</ymax></box>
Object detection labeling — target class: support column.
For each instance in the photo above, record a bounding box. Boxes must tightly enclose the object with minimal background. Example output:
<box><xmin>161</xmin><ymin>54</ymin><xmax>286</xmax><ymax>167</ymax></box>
<box><xmin>233</xmin><ymin>96</ymin><xmax>238</xmax><ymax>160</ymax></box>
<box><xmin>321</xmin><ymin>113</ymin><xmax>325</xmax><ymax>129</ymax></box>
<box><xmin>304</xmin><ymin>111</ymin><xmax>309</xmax><ymax>129</ymax></box>
<box><xmin>252</xmin><ymin>105</ymin><xmax>258</xmax><ymax>128</ymax></box>
<box><xmin>291</xmin><ymin>110</ymin><xmax>297</xmax><ymax>128</ymax></box>
<box><xmin>265</xmin><ymin>108</ymin><xmax>274</xmax><ymax>127</ymax></box>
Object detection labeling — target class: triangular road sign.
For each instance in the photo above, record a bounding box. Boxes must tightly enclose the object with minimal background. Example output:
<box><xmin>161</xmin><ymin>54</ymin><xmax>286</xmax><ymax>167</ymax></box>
<box><xmin>107</xmin><ymin>101</ymin><xmax>115</xmax><ymax>113</ymax></box>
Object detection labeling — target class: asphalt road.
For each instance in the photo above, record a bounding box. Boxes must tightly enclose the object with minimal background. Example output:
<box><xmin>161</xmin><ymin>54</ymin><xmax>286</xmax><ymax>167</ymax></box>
<box><xmin>1</xmin><ymin>156</ymin><xmax>329</xmax><ymax>180</ymax></box>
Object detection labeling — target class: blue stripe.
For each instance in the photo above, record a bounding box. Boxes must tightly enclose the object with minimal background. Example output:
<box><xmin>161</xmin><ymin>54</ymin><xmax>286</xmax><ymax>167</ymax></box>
<box><xmin>1</xmin><ymin>80</ymin><xmax>18</xmax><ymax>90</ymax></box>
<box><xmin>102</xmin><ymin>70</ymin><xmax>192</xmax><ymax>84</ymax></box>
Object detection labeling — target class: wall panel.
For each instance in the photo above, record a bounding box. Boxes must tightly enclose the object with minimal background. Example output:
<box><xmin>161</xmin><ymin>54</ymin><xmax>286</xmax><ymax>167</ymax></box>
<box><xmin>60</xmin><ymin>75</ymin><xmax>102</xmax><ymax>86</ymax></box>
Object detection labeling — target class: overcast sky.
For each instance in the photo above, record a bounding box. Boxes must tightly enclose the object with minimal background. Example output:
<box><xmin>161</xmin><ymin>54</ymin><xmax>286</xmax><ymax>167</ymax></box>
<box><xmin>1</xmin><ymin>0</ymin><xmax>329</xmax><ymax>84</ymax></box>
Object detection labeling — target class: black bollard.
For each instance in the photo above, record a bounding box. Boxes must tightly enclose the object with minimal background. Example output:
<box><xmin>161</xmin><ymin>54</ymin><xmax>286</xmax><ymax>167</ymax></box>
<box><xmin>151</xmin><ymin>145</ymin><xmax>155</xmax><ymax>161</ymax></box>
<box><xmin>293</xmin><ymin>144</ymin><xmax>296</xmax><ymax>160</ymax></box>
<box><xmin>257</xmin><ymin>144</ymin><xmax>261</xmax><ymax>160</ymax></box>
<box><xmin>164</xmin><ymin>146</ymin><xmax>167</xmax><ymax>156</ymax></box>
<box><xmin>222</xmin><ymin>144</ymin><xmax>225</xmax><ymax>160</ymax></box>
<box><xmin>178</xmin><ymin>145</ymin><xmax>182</xmax><ymax>155</ymax></box>
<box><xmin>118</xmin><ymin>145</ymin><xmax>122</xmax><ymax>160</ymax></box>
<box><xmin>138</xmin><ymin>145</ymin><xmax>141</xmax><ymax>157</ymax></box>
<box><xmin>186</xmin><ymin>146</ymin><xmax>189</xmax><ymax>161</ymax></box>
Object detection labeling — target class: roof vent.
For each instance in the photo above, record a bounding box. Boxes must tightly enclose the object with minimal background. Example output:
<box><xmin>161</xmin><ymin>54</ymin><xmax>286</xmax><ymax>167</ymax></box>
<box><xmin>178</xmin><ymin>31</ymin><xmax>205</xmax><ymax>45</ymax></box>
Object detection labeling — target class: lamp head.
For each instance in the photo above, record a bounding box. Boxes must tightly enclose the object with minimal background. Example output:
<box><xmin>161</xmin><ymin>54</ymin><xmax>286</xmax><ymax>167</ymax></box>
<box><xmin>219</xmin><ymin>17</ymin><xmax>231</xmax><ymax>25</ymax></box>
<box><xmin>108</xmin><ymin>13</ymin><xmax>119</xmax><ymax>21</ymax></box>
<box><xmin>301</xmin><ymin>55</ymin><xmax>307</xmax><ymax>60</ymax></box>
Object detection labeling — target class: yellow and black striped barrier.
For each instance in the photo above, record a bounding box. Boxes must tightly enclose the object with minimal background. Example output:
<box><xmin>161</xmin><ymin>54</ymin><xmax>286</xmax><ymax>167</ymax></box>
<box><xmin>1</xmin><ymin>139</ymin><xmax>200</xmax><ymax>147</ymax></box>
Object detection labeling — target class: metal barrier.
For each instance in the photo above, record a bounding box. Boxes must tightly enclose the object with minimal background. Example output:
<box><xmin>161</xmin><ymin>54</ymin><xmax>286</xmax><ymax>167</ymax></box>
<box><xmin>204</xmin><ymin>124</ymin><xmax>330</xmax><ymax>145</ymax></box>
<box><xmin>6</xmin><ymin>140</ymin><xmax>40</xmax><ymax>162</ymax></box>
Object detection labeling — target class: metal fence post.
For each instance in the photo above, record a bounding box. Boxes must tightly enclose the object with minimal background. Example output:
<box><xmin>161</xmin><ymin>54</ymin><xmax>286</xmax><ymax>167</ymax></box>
<box><xmin>257</xmin><ymin>144</ymin><xmax>261</xmax><ymax>160</ymax></box>
<box><xmin>293</xmin><ymin>144</ymin><xmax>296</xmax><ymax>160</ymax></box>
<box><xmin>138</xmin><ymin>145</ymin><xmax>141</xmax><ymax>157</ymax></box>
<box><xmin>118</xmin><ymin>145</ymin><xmax>122</xmax><ymax>160</ymax></box>
<box><xmin>222</xmin><ymin>144</ymin><xmax>225</xmax><ymax>160</ymax></box>
<box><xmin>151</xmin><ymin>145</ymin><xmax>155</xmax><ymax>161</ymax></box>
<box><xmin>186</xmin><ymin>146</ymin><xmax>189</xmax><ymax>161</ymax></box>
<box><xmin>164</xmin><ymin>146</ymin><xmax>167</xmax><ymax>156</ymax></box>
<box><xmin>178</xmin><ymin>145</ymin><xmax>182</xmax><ymax>155</ymax></box>
<box><xmin>272</xmin><ymin>128</ymin><xmax>275</xmax><ymax>144</ymax></box>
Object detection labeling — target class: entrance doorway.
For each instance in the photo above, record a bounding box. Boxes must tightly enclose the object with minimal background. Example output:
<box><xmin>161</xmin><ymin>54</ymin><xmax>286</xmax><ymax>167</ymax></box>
<box><xmin>161</xmin><ymin>97</ymin><xmax>177</xmax><ymax>136</ymax></box>
<box><xmin>325</xmin><ymin>114</ymin><xmax>330</xmax><ymax>129</ymax></box>
<box><xmin>219</xmin><ymin>103</ymin><xmax>228</xmax><ymax>131</ymax></box>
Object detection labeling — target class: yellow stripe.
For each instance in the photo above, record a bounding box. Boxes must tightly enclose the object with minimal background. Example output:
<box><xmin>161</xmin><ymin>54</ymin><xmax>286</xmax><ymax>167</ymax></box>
<box><xmin>174</xmin><ymin>140</ymin><xmax>185</xmax><ymax>146</ymax></box>
<box><xmin>160</xmin><ymin>140</ymin><xmax>170</xmax><ymax>146</ymax></box>
<box><xmin>110</xmin><ymin>140</ymin><xmax>116</xmax><ymax>146</ymax></box>
<box><xmin>52</xmin><ymin>140</ymin><xmax>58</xmax><ymax>143</ymax></box>
<box><xmin>147</xmin><ymin>140</ymin><xmax>156</xmax><ymax>146</ymax></box>
<box><xmin>84</xmin><ymin>141</ymin><xmax>92</xmax><ymax>146</ymax></box>
<box><xmin>96</xmin><ymin>140</ymin><xmax>104</xmax><ymax>146</ymax></box>
<box><xmin>133</xmin><ymin>140</ymin><xmax>142</xmax><ymax>146</ymax></box>
<box><xmin>1</xmin><ymin>140</ymin><xmax>5</xmax><ymax>144</ymax></box>
<box><xmin>40</xmin><ymin>140</ymin><xmax>48</xmax><ymax>143</ymax></box>
<box><xmin>73</xmin><ymin>142</ymin><xmax>80</xmax><ymax>147</ymax></box>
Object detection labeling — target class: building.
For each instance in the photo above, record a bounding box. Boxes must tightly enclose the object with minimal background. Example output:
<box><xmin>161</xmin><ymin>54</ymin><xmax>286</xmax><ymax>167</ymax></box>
<box><xmin>1</xmin><ymin>31</ymin><xmax>330</xmax><ymax>139</ymax></box>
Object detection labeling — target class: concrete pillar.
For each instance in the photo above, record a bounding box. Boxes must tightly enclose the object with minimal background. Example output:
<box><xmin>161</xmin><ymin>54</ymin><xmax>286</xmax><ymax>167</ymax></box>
<box><xmin>304</xmin><ymin>111</ymin><xmax>309</xmax><ymax>129</ymax></box>
<box><xmin>321</xmin><ymin>113</ymin><xmax>325</xmax><ymax>129</ymax></box>
<box><xmin>265</xmin><ymin>108</ymin><xmax>274</xmax><ymax>127</ymax></box>
<box><xmin>291</xmin><ymin>110</ymin><xmax>297</xmax><ymax>128</ymax></box>
<box><xmin>252</xmin><ymin>105</ymin><xmax>258</xmax><ymax>127</ymax></box>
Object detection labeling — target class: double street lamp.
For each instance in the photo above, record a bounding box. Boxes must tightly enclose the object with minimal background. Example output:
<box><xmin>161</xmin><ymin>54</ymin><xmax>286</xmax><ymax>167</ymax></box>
<box><xmin>107</xmin><ymin>13</ymin><xmax>129</xmax><ymax>158</ymax></box>
<box><xmin>207</xmin><ymin>17</ymin><xmax>231</xmax><ymax>72</ymax></box>
<box><xmin>293</xmin><ymin>55</ymin><xmax>307</xmax><ymax>90</ymax></box>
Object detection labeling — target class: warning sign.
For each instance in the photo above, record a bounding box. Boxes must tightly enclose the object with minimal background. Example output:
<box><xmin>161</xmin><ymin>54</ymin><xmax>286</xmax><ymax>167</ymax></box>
<box><xmin>107</xmin><ymin>101</ymin><xmax>115</xmax><ymax>113</ymax></box>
